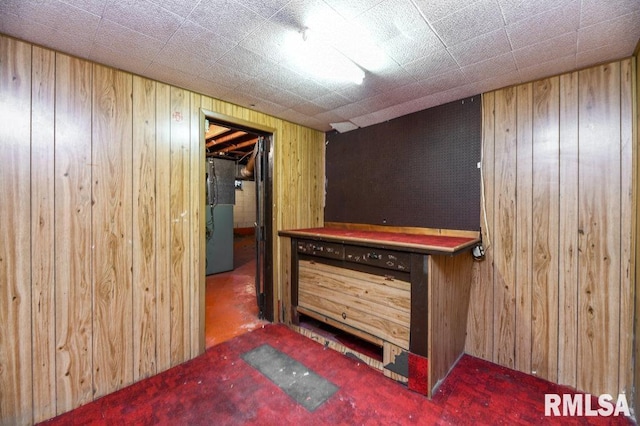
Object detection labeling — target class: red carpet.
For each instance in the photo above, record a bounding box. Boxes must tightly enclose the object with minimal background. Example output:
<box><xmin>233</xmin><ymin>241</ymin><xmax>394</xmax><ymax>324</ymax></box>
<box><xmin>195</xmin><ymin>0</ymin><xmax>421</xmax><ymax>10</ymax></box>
<box><xmin>41</xmin><ymin>324</ymin><xmax>634</xmax><ymax>425</ymax></box>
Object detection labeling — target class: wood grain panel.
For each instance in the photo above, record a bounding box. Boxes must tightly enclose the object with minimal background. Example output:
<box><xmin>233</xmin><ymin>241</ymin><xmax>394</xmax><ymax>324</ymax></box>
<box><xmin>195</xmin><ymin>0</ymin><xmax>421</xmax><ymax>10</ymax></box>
<box><xmin>428</xmin><ymin>253</ymin><xmax>473</xmax><ymax>395</ymax></box>
<box><xmin>169</xmin><ymin>86</ymin><xmax>191</xmax><ymax>366</ymax></box>
<box><xmin>298</xmin><ymin>291</ymin><xmax>410</xmax><ymax>348</ymax></box>
<box><xmin>577</xmin><ymin>62</ymin><xmax>621</xmax><ymax>395</ymax></box>
<box><xmin>189</xmin><ymin>93</ymin><xmax>204</xmax><ymax>357</ymax></box>
<box><xmin>515</xmin><ymin>83</ymin><xmax>533</xmax><ymax>374</ymax></box>
<box><xmin>92</xmin><ymin>64</ymin><xmax>134</xmax><ymax>398</ymax></box>
<box><xmin>54</xmin><ymin>53</ymin><xmax>94</xmax><ymax>414</ymax></box>
<box><xmin>298</xmin><ymin>263</ymin><xmax>410</xmax><ymax>320</ymax></box>
<box><xmin>634</xmin><ymin>50</ymin><xmax>640</xmax><ymax>417</ymax></box>
<box><xmin>618</xmin><ymin>58</ymin><xmax>633</xmax><ymax>394</ymax></box>
<box><xmin>492</xmin><ymin>87</ymin><xmax>517</xmax><ymax>368</ymax></box>
<box><xmin>0</xmin><ymin>36</ymin><xmax>32</xmax><ymax>425</ymax></box>
<box><xmin>557</xmin><ymin>71</ymin><xmax>579</xmax><ymax>388</ymax></box>
<box><xmin>466</xmin><ymin>58</ymin><xmax>635</xmax><ymax>400</ymax></box>
<box><xmin>531</xmin><ymin>77</ymin><xmax>560</xmax><ymax>382</ymax></box>
<box><xmin>31</xmin><ymin>45</ymin><xmax>57</xmax><ymax>424</ymax></box>
<box><xmin>465</xmin><ymin>92</ymin><xmax>495</xmax><ymax>360</ymax></box>
<box><xmin>155</xmin><ymin>82</ymin><xmax>172</xmax><ymax>373</ymax></box>
<box><xmin>0</xmin><ymin>34</ymin><xmax>329</xmax><ymax>423</ymax></box>
<box><xmin>298</xmin><ymin>261</ymin><xmax>410</xmax><ymax>348</ymax></box>
<box><xmin>132</xmin><ymin>75</ymin><xmax>157</xmax><ymax>380</ymax></box>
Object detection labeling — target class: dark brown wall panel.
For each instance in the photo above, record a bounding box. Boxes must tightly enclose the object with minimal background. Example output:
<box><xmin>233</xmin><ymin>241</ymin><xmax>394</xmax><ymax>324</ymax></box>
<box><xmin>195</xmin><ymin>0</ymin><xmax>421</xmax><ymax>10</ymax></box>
<box><xmin>325</xmin><ymin>96</ymin><xmax>481</xmax><ymax>231</ymax></box>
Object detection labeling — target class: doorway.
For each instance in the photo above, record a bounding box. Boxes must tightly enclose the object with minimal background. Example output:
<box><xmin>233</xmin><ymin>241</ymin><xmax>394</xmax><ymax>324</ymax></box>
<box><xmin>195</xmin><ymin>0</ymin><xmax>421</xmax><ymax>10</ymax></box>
<box><xmin>201</xmin><ymin>111</ymin><xmax>275</xmax><ymax>348</ymax></box>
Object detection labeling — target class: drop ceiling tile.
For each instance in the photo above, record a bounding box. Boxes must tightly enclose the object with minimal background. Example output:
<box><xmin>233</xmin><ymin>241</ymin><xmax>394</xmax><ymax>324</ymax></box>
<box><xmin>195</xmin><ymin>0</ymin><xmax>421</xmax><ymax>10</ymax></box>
<box><xmin>219</xmin><ymin>90</ymin><xmax>262</xmax><ymax>108</ymax></box>
<box><xmin>216</xmin><ymin>46</ymin><xmax>271</xmax><ymax>78</ymax></box>
<box><xmin>167</xmin><ymin>20</ymin><xmax>236</xmax><ymax>61</ymax></box>
<box><xmin>461</xmin><ymin>52</ymin><xmax>517</xmax><ymax>81</ymax></box>
<box><xmin>256</xmin><ymin>61</ymin><xmax>308</xmax><ymax>91</ymax></box>
<box><xmin>147</xmin><ymin>0</ymin><xmax>200</xmax><ymax>17</ymax></box>
<box><xmin>198</xmin><ymin>63</ymin><xmax>254</xmax><ymax>88</ymax></box>
<box><xmin>93</xmin><ymin>19</ymin><xmax>165</xmax><ymax>62</ymax></box>
<box><xmin>417</xmin><ymin>69</ymin><xmax>469</xmax><ymax>93</ymax></box>
<box><xmin>578</xmin><ymin>11</ymin><xmax>640</xmax><ymax>53</ymax></box>
<box><xmin>153</xmin><ymin>43</ymin><xmax>214</xmax><ymax>76</ymax></box>
<box><xmin>290</xmin><ymin>101</ymin><xmax>328</xmax><ymax>116</ymax></box>
<box><xmin>279</xmin><ymin>108</ymin><xmax>326</xmax><ymax>129</ymax></box>
<box><xmin>327</xmin><ymin>120</ymin><xmax>359</xmax><ymax>133</ymax></box>
<box><xmin>59</xmin><ymin>0</ymin><xmax>108</xmax><ymax>15</ymax></box>
<box><xmin>312</xmin><ymin>92</ymin><xmax>352</xmax><ymax>110</ymax></box>
<box><xmin>314</xmin><ymin>110</ymin><xmax>350</xmax><ymax>124</ymax></box>
<box><xmin>469</xmin><ymin>69</ymin><xmax>521</xmax><ymax>93</ymax></box>
<box><xmin>239</xmin><ymin>95</ymin><xmax>291</xmax><ymax>116</ymax></box>
<box><xmin>188</xmin><ymin>77</ymin><xmax>234</xmax><ymax>101</ymax></box>
<box><xmin>10</xmin><ymin>0</ymin><xmax>102</xmax><ymax>39</ymax></box>
<box><xmin>103</xmin><ymin>0</ymin><xmax>183</xmax><ymax>42</ymax></box>
<box><xmin>576</xmin><ymin>38</ymin><xmax>639</xmax><ymax>69</ymax></box>
<box><xmin>402</xmin><ymin>48</ymin><xmax>459</xmax><ymax>81</ymax></box>
<box><xmin>331</xmin><ymin>98</ymin><xmax>378</xmax><ymax>119</ymax></box>
<box><xmin>239</xmin><ymin>80</ymin><xmax>307</xmax><ymax>109</ymax></box>
<box><xmin>498</xmin><ymin>0</ymin><xmax>575</xmax><ymax>25</ymax></box>
<box><xmin>5</xmin><ymin>18</ymin><xmax>94</xmax><ymax>59</ymax></box>
<box><xmin>431</xmin><ymin>0</ymin><xmax>505</xmax><ymax>47</ymax></box>
<box><xmin>382</xmin><ymin>81</ymin><xmax>433</xmax><ymax>105</ymax></box>
<box><xmin>89</xmin><ymin>43</ymin><xmax>153</xmax><ymax>75</ymax></box>
<box><xmin>144</xmin><ymin>62</ymin><xmax>200</xmax><ymax>88</ymax></box>
<box><xmin>288</xmin><ymin>78</ymin><xmax>331</xmax><ymax>100</ymax></box>
<box><xmin>190</xmin><ymin>0</ymin><xmax>266</xmax><ymax>43</ymax></box>
<box><xmin>517</xmin><ymin>53</ymin><xmax>575</xmax><ymax>83</ymax></box>
<box><xmin>448</xmin><ymin>28</ymin><xmax>511</xmax><ymax>67</ymax></box>
<box><xmin>349</xmin><ymin>112</ymin><xmax>383</xmax><ymax>128</ymax></box>
<box><xmin>513</xmin><ymin>32</ymin><xmax>577</xmax><ymax>70</ymax></box>
<box><xmin>505</xmin><ymin>0</ymin><xmax>580</xmax><ymax>49</ymax></box>
<box><xmin>353</xmin><ymin>0</ymin><xmax>432</xmax><ymax>44</ymax></box>
<box><xmin>239</xmin><ymin>20</ymin><xmax>293</xmax><ymax>64</ymax></box>
<box><xmin>580</xmin><ymin>0</ymin><xmax>640</xmax><ymax>27</ymax></box>
<box><xmin>381</xmin><ymin>26</ymin><xmax>445</xmax><ymax>66</ymax></box>
<box><xmin>322</xmin><ymin>0</ymin><xmax>385</xmax><ymax>19</ymax></box>
<box><xmin>336</xmin><ymin>81</ymin><xmax>382</xmax><ymax>102</ymax></box>
<box><xmin>413</xmin><ymin>0</ymin><xmax>481</xmax><ymax>22</ymax></box>
<box><xmin>0</xmin><ymin>1</ymin><xmax>18</xmax><ymax>14</ymax></box>
<box><xmin>269</xmin><ymin>0</ymin><xmax>339</xmax><ymax>30</ymax></box>
<box><xmin>365</xmin><ymin>64</ymin><xmax>418</xmax><ymax>92</ymax></box>
<box><xmin>234</xmin><ymin>0</ymin><xmax>292</xmax><ymax>19</ymax></box>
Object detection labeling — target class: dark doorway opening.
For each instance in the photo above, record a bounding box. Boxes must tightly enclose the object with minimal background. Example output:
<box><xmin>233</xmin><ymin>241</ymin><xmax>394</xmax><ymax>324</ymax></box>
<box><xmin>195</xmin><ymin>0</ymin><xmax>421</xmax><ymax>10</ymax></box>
<box><xmin>202</xmin><ymin>112</ymin><xmax>274</xmax><ymax>348</ymax></box>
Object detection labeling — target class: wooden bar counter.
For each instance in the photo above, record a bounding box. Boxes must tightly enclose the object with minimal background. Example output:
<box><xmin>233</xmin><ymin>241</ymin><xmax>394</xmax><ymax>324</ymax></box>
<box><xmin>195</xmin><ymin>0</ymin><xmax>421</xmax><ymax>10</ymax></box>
<box><xmin>279</xmin><ymin>225</ymin><xmax>480</xmax><ymax>397</ymax></box>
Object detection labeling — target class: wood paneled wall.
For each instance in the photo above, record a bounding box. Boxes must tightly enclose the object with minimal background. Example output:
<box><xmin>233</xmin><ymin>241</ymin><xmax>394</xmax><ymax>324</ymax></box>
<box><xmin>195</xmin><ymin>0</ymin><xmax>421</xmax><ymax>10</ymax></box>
<box><xmin>466</xmin><ymin>58</ymin><xmax>635</xmax><ymax>398</ymax></box>
<box><xmin>0</xmin><ymin>34</ymin><xmax>325</xmax><ymax>425</ymax></box>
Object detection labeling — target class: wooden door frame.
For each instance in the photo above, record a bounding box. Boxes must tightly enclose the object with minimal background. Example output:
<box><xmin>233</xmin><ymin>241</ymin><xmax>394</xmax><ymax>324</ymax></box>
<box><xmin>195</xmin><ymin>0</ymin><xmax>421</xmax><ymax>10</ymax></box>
<box><xmin>198</xmin><ymin>110</ymin><xmax>277</xmax><ymax>339</ymax></box>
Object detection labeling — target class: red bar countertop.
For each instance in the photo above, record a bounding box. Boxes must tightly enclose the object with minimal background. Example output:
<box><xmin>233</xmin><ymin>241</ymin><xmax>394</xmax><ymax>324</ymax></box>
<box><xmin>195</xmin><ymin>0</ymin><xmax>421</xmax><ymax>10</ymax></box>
<box><xmin>279</xmin><ymin>227</ymin><xmax>480</xmax><ymax>254</ymax></box>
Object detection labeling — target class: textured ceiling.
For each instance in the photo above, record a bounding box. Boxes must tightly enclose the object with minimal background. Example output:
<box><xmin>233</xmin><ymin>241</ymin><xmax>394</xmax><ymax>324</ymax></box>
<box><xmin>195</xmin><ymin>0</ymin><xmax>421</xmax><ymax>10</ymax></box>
<box><xmin>1</xmin><ymin>0</ymin><xmax>639</xmax><ymax>132</ymax></box>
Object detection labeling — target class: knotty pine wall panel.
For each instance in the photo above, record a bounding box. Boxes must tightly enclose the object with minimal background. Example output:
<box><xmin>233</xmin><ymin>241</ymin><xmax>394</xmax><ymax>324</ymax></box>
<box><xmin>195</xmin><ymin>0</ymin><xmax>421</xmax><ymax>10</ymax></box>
<box><xmin>466</xmin><ymin>58</ymin><xmax>635</xmax><ymax>398</ymax></box>
<box><xmin>0</xmin><ymin>36</ymin><xmax>32</xmax><ymax>425</ymax></box>
<box><xmin>132</xmin><ymin>75</ymin><xmax>158</xmax><ymax>381</ymax></box>
<box><xmin>92</xmin><ymin>64</ymin><xmax>134</xmax><ymax>399</ymax></box>
<box><xmin>31</xmin><ymin>45</ymin><xmax>57</xmax><ymax>423</ymax></box>
<box><xmin>54</xmin><ymin>53</ymin><xmax>94</xmax><ymax>416</ymax></box>
<box><xmin>0</xmin><ymin>34</ymin><xmax>325</xmax><ymax>425</ymax></box>
<box><xmin>577</xmin><ymin>62</ymin><xmax>622</xmax><ymax>396</ymax></box>
<box><xmin>531</xmin><ymin>77</ymin><xmax>560</xmax><ymax>383</ymax></box>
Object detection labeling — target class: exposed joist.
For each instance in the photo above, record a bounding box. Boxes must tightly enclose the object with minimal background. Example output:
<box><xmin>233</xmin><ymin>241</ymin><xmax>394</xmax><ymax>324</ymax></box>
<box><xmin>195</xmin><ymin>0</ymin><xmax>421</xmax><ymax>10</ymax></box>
<box><xmin>205</xmin><ymin>124</ymin><xmax>228</xmax><ymax>140</ymax></box>
<box><xmin>205</xmin><ymin>130</ymin><xmax>246</xmax><ymax>148</ymax></box>
<box><xmin>217</xmin><ymin>138</ymin><xmax>258</xmax><ymax>153</ymax></box>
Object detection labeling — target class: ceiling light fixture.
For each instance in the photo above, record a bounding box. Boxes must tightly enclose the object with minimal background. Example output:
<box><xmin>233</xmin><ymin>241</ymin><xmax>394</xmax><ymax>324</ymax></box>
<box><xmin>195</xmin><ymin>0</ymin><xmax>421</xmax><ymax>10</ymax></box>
<box><xmin>284</xmin><ymin>28</ymin><xmax>365</xmax><ymax>85</ymax></box>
